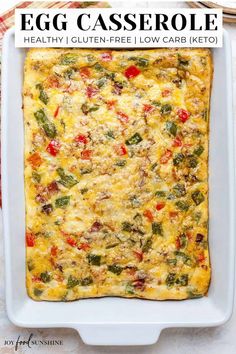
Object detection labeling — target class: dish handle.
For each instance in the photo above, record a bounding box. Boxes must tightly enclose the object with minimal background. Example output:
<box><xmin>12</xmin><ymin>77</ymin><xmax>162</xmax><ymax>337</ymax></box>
<box><xmin>75</xmin><ymin>324</ymin><xmax>164</xmax><ymax>345</ymax></box>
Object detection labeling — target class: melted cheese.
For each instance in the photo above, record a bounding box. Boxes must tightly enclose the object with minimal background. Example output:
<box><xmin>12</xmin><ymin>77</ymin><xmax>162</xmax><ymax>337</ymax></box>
<box><xmin>24</xmin><ymin>48</ymin><xmax>212</xmax><ymax>301</ymax></box>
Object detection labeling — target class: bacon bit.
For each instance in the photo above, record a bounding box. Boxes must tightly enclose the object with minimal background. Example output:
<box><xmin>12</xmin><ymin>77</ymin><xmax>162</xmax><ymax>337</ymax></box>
<box><xmin>51</xmin><ymin>246</ymin><xmax>58</xmax><ymax>257</ymax></box>
<box><xmin>169</xmin><ymin>211</ymin><xmax>179</xmax><ymax>218</ymax></box>
<box><xmin>133</xmin><ymin>251</ymin><xmax>143</xmax><ymax>262</ymax></box>
<box><xmin>35</xmin><ymin>193</ymin><xmax>47</xmax><ymax>204</ymax></box>
<box><xmin>80</xmin><ymin>67</ymin><xmax>91</xmax><ymax>79</ymax></box>
<box><xmin>113</xmin><ymin>82</ymin><xmax>123</xmax><ymax>95</ymax></box>
<box><xmin>117</xmin><ymin>111</ymin><xmax>129</xmax><ymax>124</ymax></box>
<box><xmin>162</xmin><ymin>89</ymin><xmax>171</xmax><ymax>97</ymax></box>
<box><xmin>81</xmin><ymin>149</ymin><xmax>92</xmax><ymax>160</ymax></box>
<box><xmin>26</xmin><ymin>232</ymin><xmax>35</xmax><ymax>247</ymax></box>
<box><xmin>143</xmin><ymin>209</ymin><xmax>154</xmax><ymax>222</ymax></box>
<box><xmin>47</xmin><ymin>181</ymin><xmax>59</xmax><ymax>195</ymax></box>
<box><xmin>53</xmin><ymin>105</ymin><xmax>60</xmax><ymax>118</ymax></box>
<box><xmin>133</xmin><ymin>278</ymin><xmax>145</xmax><ymax>290</ymax></box>
<box><xmin>90</xmin><ymin>221</ymin><xmax>102</xmax><ymax>232</ymax></box>
<box><xmin>32</xmin><ymin>276</ymin><xmax>41</xmax><ymax>282</ymax></box>
<box><xmin>124</xmin><ymin>65</ymin><xmax>141</xmax><ymax>79</ymax></box>
<box><xmin>101</xmin><ymin>52</ymin><xmax>112</xmax><ymax>61</ymax></box>
<box><xmin>178</xmin><ymin>109</ymin><xmax>190</xmax><ymax>123</ymax></box>
<box><xmin>27</xmin><ymin>152</ymin><xmax>42</xmax><ymax>169</ymax></box>
<box><xmin>173</xmin><ymin>136</ymin><xmax>182</xmax><ymax>147</ymax></box>
<box><xmin>175</xmin><ymin>237</ymin><xmax>181</xmax><ymax>249</ymax></box>
<box><xmin>114</xmin><ymin>144</ymin><xmax>127</xmax><ymax>156</ymax></box>
<box><xmin>198</xmin><ymin>252</ymin><xmax>205</xmax><ymax>263</ymax></box>
<box><xmin>156</xmin><ymin>202</ymin><xmax>165</xmax><ymax>211</ymax></box>
<box><xmin>86</xmin><ymin>85</ymin><xmax>98</xmax><ymax>98</ymax></box>
<box><xmin>126</xmin><ymin>267</ymin><xmax>137</xmax><ymax>276</ymax></box>
<box><xmin>107</xmin><ymin>99</ymin><xmax>117</xmax><ymax>110</ymax></box>
<box><xmin>46</xmin><ymin>140</ymin><xmax>61</xmax><ymax>156</ymax></box>
<box><xmin>46</xmin><ymin>75</ymin><xmax>60</xmax><ymax>88</ymax></box>
<box><xmin>74</xmin><ymin>134</ymin><xmax>88</xmax><ymax>145</ymax></box>
<box><xmin>143</xmin><ymin>104</ymin><xmax>155</xmax><ymax>113</ymax></box>
<box><xmin>160</xmin><ymin>149</ymin><xmax>172</xmax><ymax>164</ymax></box>
<box><xmin>66</xmin><ymin>237</ymin><xmax>77</xmax><ymax>247</ymax></box>
<box><xmin>78</xmin><ymin>243</ymin><xmax>90</xmax><ymax>251</ymax></box>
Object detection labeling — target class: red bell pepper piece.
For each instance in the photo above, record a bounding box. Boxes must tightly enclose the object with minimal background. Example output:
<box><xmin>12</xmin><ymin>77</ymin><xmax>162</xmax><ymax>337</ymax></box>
<box><xmin>124</xmin><ymin>65</ymin><xmax>141</xmax><ymax>79</ymax></box>
<box><xmin>178</xmin><ymin>109</ymin><xmax>190</xmax><ymax>123</ymax></box>
<box><xmin>66</xmin><ymin>237</ymin><xmax>77</xmax><ymax>247</ymax></box>
<box><xmin>80</xmin><ymin>67</ymin><xmax>91</xmax><ymax>79</ymax></box>
<box><xmin>74</xmin><ymin>134</ymin><xmax>88</xmax><ymax>145</ymax></box>
<box><xmin>173</xmin><ymin>136</ymin><xmax>182</xmax><ymax>147</ymax></box>
<box><xmin>143</xmin><ymin>210</ymin><xmax>154</xmax><ymax>222</ymax></box>
<box><xmin>133</xmin><ymin>250</ymin><xmax>144</xmax><ymax>262</ymax></box>
<box><xmin>26</xmin><ymin>232</ymin><xmax>35</xmax><ymax>247</ymax></box>
<box><xmin>160</xmin><ymin>149</ymin><xmax>172</xmax><ymax>164</ymax></box>
<box><xmin>143</xmin><ymin>104</ymin><xmax>155</xmax><ymax>113</ymax></box>
<box><xmin>46</xmin><ymin>140</ymin><xmax>60</xmax><ymax>156</ymax></box>
<box><xmin>51</xmin><ymin>246</ymin><xmax>58</xmax><ymax>257</ymax></box>
<box><xmin>114</xmin><ymin>144</ymin><xmax>127</xmax><ymax>156</ymax></box>
<box><xmin>156</xmin><ymin>202</ymin><xmax>165</xmax><ymax>211</ymax></box>
<box><xmin>117</xmin><ymin>111</ymin><xmax>129</xmax><ymax>124</ymax></box>
<box><xmin>81</xmin><ymin>149</ymin><xmax>92</xmax><ymax>160</ymax></box>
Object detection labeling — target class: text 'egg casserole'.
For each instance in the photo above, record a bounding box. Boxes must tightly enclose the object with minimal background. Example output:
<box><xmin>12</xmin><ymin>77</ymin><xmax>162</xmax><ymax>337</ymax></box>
<box><xmin>24</xmin><ymin>48</ymin><xmax>212</xmax><ymax>301</ymax></box>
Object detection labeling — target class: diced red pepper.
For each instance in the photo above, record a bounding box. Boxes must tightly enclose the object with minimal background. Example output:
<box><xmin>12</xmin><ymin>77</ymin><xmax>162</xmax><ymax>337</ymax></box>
<box><xmin>133</xmin><ymin>250</ymin><xmax>143</xmax><ymax>262</ymax></box>
<box><xmin>156</xmin><ymin>202</ymin><xmax>165</xmax><ymax>211</ymax></box>
<box><xmin>124</xmin><ymin>65</ymin><xmax>141</xmax><ymax>79</ymax></box>
<box><xmin>32</xmin><ymin>276</ymin><xmax>41</xmax><ymax>282</ymax></box>
<box><xmin>198</xmin><ymin>252</ymin><xmax>205</xmax><ymax>263</ymax></box>
<box><xmin>80</xmin><ymin>67</ymin><xmax>91</xmax><ymax>79</ymax></box>
<box><xmin>51</xmin><ymin>246</ymin><xmax>58</xmax><ymax>257</ymax></box>
<box><xmin>90</xmin><ymin>221</ymin><xmax>102</xmax><ymax>232</ymax></box>
<box><xmin>27</xmin><ymin>152</ymin><xmax>42</xmax><ymax>169</ymax></box>
<box><xmin>74</xmin><ymin>134</ymin><xmax>88</xmax><ymax>145</ymax></box>
<box><xmin>54</xmin><ymin>105</ymin><xmax>60</xmax><ymax>118</ymax></box>
<box><xmin>143</xmin><ymin>209</ymin><xmax>154</xmax><ymax>222</ymax></box>
<box><xmin>143</xmin><ymin>104</ymin><xmax>155</xmax><ymax>113</ymax></box>
<box><xmin>160</xmin><ymin>149</ymin><xmax>172</xmax><ymax>164</ymax></box>
<box><xmin>26</xmin><ymin>232</ymin><xmax>35</xmax><ymax>247</ymax></box>
<box><xmin>169</xmin><ymin>211</ymin><xmax>179</xmax><ymax>218</ymax></box>
<box><xmin>101</xmin><ymin>52</ymin><xmax>112</xmax><ymax>61</ymax></box>
<box><xmin>86</xmin><ymin>85</ymin><xmax>98</xmax><ymax>98</ymax></box>
<box><xmin>133</xmin><ymin>278</ymin><xmax>145</xmax><ymax>290</ymax></box>
<box><xmin>66</xmin><ymin>237</ymin><xmax>77</xmax><ymax>247</ymax></box>
<box><xmin>107</xmin><ymin>100</ymin><xmax>117</xmax><ymax>110</ymax></box>
<box><xmin>178</xmin><ymin>109</ymin><xmax>190</xmax><ymax>123</ymax></box>
<box><xmin>78</xmin><ymin>242</ymin><xmax>90</xmax><ymax>251</ymax></box>
<box><xmin>46</xmin><ymin>140</ymin><xmax>61</xmax><ymax>156</ymax></box>
<box><xmin>114</xmin><ymin>144</ymin><xmax>127</xmax><ymax>156</ymax></box>
<box><xmin>162</xmin><ymin>89</ymin><xmax>171</xmax><ymax>97</ymax></box>
<box><xmin>173</xmin><ymin>136</ymin><xmax>182</xmax><ymax>147</ymax></box>
<box><xmin>81</xmin><ymin>149</ymin><xmax>92</xmax><ymax>160</ymax></box>
<box><xmin>117</xmin><ymin>111</ymin><xmax>129</xmax><ymax>124</ymax></box>
<box><xmin>175</xmin><ymin>237</ymin><xmax>181</xmax><ymax>250</ymax></box>
<box><xmin>47</xmin><ymin>181</ymin><xmax>59</xmax><ymax>195</ymax></box>
<box><xmin>47</xmin><ymin>75</ymin><xmax>60</xmax><ymax>88</ymax></box>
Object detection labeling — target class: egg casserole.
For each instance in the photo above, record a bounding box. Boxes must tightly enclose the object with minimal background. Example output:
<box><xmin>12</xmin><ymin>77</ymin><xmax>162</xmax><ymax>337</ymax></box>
<box><xmin>24</xmin><ymin>48</ymin><xmax>212</xmax><ymax>301</ymax></box>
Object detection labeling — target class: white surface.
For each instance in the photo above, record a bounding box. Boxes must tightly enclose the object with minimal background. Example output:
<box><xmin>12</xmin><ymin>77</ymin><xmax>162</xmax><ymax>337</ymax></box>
<box><xmin>0</xmin><ymin>0</ymin><xmax>236</xmax><ymax>353</ymax></box>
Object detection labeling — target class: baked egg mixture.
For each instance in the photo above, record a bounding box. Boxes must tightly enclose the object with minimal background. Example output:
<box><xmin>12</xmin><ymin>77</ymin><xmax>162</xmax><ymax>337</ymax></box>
<box><xmin>24</xmin><ymin>48</ymin><xmax>212</xmax><ymax>301</ymax></box>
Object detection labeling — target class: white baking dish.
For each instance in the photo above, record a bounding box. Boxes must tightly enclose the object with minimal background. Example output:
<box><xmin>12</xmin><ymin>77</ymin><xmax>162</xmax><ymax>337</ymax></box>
<box><xmin>1</xmin><ymin>27</ymin><xmax>235</xmax><ymax>346</ymax></box>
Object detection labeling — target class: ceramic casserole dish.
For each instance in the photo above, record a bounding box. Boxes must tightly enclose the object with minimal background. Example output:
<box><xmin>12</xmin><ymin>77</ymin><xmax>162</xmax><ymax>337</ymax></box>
<box><xmin>1</xmin><ymin>28</ymin><xmax>235</xmax><ymax>345</ymax></box>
